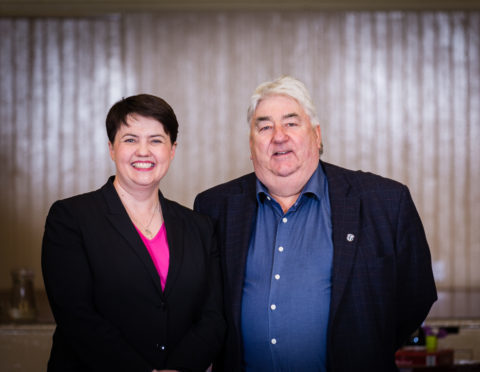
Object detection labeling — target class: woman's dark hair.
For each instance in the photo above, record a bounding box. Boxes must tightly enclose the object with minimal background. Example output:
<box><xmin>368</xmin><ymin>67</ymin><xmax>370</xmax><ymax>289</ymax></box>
<box><xmin>106</xmin><ymin>94</ymin><xmax>179</xmax><ymax>144</ymax></box>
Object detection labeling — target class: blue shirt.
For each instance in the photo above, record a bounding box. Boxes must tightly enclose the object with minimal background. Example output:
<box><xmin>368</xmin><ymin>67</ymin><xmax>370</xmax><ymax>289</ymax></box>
<box><xmin>241</xmin><ymin>164</ymin><xmax>333</xmax><ymax>372</ymax></box>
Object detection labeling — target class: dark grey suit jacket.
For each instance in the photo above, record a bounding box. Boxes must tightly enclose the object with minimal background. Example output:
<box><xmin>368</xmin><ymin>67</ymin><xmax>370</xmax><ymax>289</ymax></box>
<box><xmin>42</xmin><ymin>177</ymin><xmax>225</xmax><ymax>372</ymax></box>
<box><xmin>194</xmin><ymin>161</ymin><xmax>437</xmax><ymax>372</ymax></box>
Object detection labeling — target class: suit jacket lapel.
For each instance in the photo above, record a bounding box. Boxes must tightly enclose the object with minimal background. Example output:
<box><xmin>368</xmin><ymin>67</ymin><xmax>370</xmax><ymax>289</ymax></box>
<box><xmin>323</xmin><ymin>163</ymin><xmax>360</xmax><ymax>326</ymax></box>
<box><xmin>160</xmin><ymin>195</ymin><xmax>184</xmax><ymax>298</ymax></box>
<box><xmin>101</xmin><ymin>178</ymin><xmax>164</xmax><ymax>297</ymax></box>
<box><xmin>224</xmin><ymin>175</ymin><xmax>257</xmax><ymax>329</ymax></box>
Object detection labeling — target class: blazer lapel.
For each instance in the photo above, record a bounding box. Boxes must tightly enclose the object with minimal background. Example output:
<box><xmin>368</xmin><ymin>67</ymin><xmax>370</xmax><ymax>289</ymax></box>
<box><xmin>101</xmin><ymin>179</ymin><xmax>164</xmax><ymax>297</ymax></box>
<box><xmin>323</xmin><ymin>163</ymin><xmax>361</xmax><ymax>326</ymax></box>
<box><xmin>160</xmin><ymin>195</ymin><xmax>184</xmax><ymax>298</ymax></box>
<box><xmin>224</xmin><ymin>175</ymin><xmax>257</xmax><ymax>329</ymax></box>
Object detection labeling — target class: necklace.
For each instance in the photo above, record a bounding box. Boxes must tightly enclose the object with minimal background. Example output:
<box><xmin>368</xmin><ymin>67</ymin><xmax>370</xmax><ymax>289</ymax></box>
<box><xmin>115</xmin><ymin>184</ymin><xmax>160</xmax><ymax>239</ymax></box>
<box><xmin>141</xmin><ymin>202</ymin><xmax>159</xmax><ymax>239</ymax></box>
<box><xmin>123</xmin><ymin>200</ymin><xmax>159</xmax><ymax>239</ymax></box>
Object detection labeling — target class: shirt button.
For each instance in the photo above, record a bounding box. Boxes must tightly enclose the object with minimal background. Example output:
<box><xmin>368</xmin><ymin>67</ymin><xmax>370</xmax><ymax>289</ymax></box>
<box><xmin>271</xmin><ymin>338</ymin><xmax>277</xmax><ymax>344</ymax></box>
<box><xmin>282</xmin><ymin>217</ymin><xmax>288</xmax><ymax>223</ymax></box>
<box><xmin>278</xmin><ymin>246</ymin><xmax>284</xmax><ymax>252</ymax></box>
<box><xmin>274</xmin><ymin>274</ymin><xmax>280</xmax><ymax>280</ymax></box>
<box><xmin>267</xmin><ymin>196</ymin><xmax>271</xmax><ymax>201</ymax></box>
<box><xmin>270</xmin><ymin>304</ymin><xmax>276</xmax><ymax>310</ymax></box>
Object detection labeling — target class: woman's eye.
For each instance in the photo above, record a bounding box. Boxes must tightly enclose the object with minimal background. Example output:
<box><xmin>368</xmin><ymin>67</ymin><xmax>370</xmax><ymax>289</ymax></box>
<box><xmin>124</xmin><ymin>138</ymin><xmax>135</xmax><ymax>143</ymax></box>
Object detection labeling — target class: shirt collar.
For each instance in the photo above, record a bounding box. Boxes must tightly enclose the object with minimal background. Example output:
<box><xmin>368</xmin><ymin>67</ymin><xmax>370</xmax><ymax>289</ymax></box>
<box><xmin>256</xmin><ymin>162</ymin><xmax>327</xmax><ymax>204</ymax></box>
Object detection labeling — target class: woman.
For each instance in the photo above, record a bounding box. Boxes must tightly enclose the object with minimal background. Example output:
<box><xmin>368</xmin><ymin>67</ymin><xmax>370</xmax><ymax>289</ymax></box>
<box><xmin>42</xmin><ymin>94</ymin><xmax>225</xmax><ymax>372</ymax></box>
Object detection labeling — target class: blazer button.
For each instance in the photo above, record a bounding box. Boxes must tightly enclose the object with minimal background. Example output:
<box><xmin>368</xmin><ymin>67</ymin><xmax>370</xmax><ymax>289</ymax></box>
<box><xmin>160</xmin><ymin>301</ymin><xmax>166</xmax><ymax>310</ymax></box>
<box><xmin>156</xmin><ymin>344</ymin><xmax>166</xmax><ymax>352</ymax></box>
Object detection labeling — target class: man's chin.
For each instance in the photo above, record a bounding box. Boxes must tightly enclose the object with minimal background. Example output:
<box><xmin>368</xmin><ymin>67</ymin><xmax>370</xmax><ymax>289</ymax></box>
<box><xmin>271</xmin><ymin>165</ymin><xmax>298</xmax><ymax>178</ymax></box>
<box><xmin>257</xmin><ymin>168</ymin><xmax>298</xmax><ymax>182</ymax></box>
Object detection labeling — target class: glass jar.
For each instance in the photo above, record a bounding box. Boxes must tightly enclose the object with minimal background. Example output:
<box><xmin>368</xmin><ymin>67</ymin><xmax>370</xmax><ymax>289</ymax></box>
<box><xmin>8</xmin><ymin>268</ymin><xmax>37</xmax><ymax>323</ymax></box>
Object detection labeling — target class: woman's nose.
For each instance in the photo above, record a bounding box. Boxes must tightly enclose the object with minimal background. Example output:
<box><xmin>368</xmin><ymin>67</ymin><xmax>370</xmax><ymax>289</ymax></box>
<box><xmin>136</xmin><ymin>141</ymin><xmax>150</xmax><ymax>155</ymax></box>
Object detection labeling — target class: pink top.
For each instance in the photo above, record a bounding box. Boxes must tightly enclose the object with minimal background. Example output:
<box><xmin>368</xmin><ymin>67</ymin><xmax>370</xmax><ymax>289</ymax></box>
<box><xmin>136</xmin><ymin>224</ymin><xmax>170</xmax><ymax>291</ymax></box>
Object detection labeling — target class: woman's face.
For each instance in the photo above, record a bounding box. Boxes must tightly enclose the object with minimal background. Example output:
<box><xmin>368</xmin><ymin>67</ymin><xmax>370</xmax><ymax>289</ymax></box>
<box><xmin>108</xmin><ymin>114</ymin><xmax>176</xmax><ymax>193</ymax></box>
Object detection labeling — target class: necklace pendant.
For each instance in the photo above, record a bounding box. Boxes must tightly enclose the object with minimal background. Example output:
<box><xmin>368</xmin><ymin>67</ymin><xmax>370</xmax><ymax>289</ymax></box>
<box><xmin>145</xmin><ymin>228</ymin><xmax>152</xmax><ymax>238</ymax></box>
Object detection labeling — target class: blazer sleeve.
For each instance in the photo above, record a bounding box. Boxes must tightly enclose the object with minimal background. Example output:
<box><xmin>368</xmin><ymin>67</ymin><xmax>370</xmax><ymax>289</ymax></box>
<box><xmin>394</xmin><ymin>186</ymin><xmax>437</xmax><ymax>349</ymax></box>
<box><xmin>42</xmin><ymin>200</ymin><xmax>153</xmax><ymax>372</ymax></box>
<box><xmin>165</xmin><ymin>216</ymin><xmax>226</xmax><ymax>371</ymax></box>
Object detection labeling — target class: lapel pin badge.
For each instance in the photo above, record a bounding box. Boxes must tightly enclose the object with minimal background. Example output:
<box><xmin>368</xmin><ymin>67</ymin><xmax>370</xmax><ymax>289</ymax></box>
<box><xmin>346</xmin><ymin>233</ymin><xmax>355</xmax><ymax>242</ymax></box>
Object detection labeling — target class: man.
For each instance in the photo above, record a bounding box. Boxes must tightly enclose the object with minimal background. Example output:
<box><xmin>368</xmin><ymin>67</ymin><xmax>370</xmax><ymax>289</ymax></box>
<box><xmin>194</xmin><ymin>76</ymin><xmax>437</xmax><ymax>371</ymax></box>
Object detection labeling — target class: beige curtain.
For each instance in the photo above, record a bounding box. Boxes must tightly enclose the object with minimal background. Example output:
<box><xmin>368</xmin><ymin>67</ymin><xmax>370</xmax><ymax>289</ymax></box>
<box><xmin>1</xmin><ymin>12</ymin><xmax>479</xmax><ymax>306</ymax></box>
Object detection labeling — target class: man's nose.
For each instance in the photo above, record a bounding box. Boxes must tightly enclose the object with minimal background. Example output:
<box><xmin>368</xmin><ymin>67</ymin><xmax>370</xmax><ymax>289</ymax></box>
<box><xmin>272</xmin><ymin>125</ymin><xmax>287</xmax><ymax>141</ymax></box>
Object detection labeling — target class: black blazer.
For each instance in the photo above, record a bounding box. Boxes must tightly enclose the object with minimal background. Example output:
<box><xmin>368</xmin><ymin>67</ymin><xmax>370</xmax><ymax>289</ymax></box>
<box><xmin>194</xmin><ymin>161</ymin><xmax>437</xmax><ymax>372</ymax></box>
<box><xmin>42</xmin><ymin>177</ymin><xmax>226</xmax><ymax>372</ymax></box>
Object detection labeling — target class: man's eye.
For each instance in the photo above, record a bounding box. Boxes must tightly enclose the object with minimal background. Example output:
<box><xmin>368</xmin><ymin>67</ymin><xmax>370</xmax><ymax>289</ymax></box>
<box><xmin>258</xmin><ymin>125</ymin><xmax>272</xmax><ymax>132</ymax></box>
<box><xmin>124</xmin><ymin>138</ymin><xmax>135</xmax><ymax>143</ymax></box>
<box><xmin>286</xmin><ymin>122</ymin><xmax>298</xmax><ymax>127</ymax></box>
<box><xmin>152</xmin><ymin>139</ymin><xmax>163</xmax><ymax>144</ymax></box>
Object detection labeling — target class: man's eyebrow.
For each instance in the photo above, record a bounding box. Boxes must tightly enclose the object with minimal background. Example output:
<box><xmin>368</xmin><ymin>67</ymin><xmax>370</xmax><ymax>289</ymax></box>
<box><xmin>254</xmin><ymin>116</ymin><xmax>272</xmax><ymax>125</ymax></box>
<box><xmin>282</xmin><ymin>113</ymin><xmax>299</xmax><ymax>120</ymax></box>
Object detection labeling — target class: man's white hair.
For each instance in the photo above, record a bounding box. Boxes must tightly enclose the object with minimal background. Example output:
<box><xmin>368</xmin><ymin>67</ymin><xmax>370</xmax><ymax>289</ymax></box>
<box><xmin>247</xmin><ymin>76</ymin><xmax>320</xmax><ymax>126</ymax></box>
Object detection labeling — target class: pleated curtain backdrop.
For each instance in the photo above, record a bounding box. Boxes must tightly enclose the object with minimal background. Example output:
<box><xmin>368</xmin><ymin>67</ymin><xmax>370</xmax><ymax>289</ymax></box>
<box><xmin>0</xmin><ymin>12</ymin><xmax>479</xmax><ymax>312</ymax></box>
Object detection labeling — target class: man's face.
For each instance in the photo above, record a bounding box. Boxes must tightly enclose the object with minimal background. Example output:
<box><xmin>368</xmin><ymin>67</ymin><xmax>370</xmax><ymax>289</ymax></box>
<box><xmin>249</xmin><ymin>94</ymin><xmax>322</xmax><ymax>196</ymax></box>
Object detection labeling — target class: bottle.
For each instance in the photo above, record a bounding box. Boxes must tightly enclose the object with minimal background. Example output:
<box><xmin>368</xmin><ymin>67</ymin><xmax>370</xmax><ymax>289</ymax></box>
<box><xmin>8</xmin><ymin>268</ymin><xmax>37</xmax><ymax>323</ymax></box>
